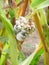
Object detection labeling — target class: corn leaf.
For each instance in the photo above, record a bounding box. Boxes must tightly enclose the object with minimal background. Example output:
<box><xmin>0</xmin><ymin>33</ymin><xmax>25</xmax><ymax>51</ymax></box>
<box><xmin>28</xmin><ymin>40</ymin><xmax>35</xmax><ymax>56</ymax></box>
<box><xmin>30</xmin><ymin>0</ymin><xmax>45</xmax><ymax>8</ymax></box>
<box><xmin>0</xmin><ymin>10</ymin><xmax>19</xmax><ymax>65</ymax></box>
<box><xmin>0</xmin><ymin>43</ymin><xmax>9</xmax><ymax>65</ymax></box>
<box><xmin>37</xmin><ymin>0</ymin><xmax>49</xmax><ymax>10</ymax></box>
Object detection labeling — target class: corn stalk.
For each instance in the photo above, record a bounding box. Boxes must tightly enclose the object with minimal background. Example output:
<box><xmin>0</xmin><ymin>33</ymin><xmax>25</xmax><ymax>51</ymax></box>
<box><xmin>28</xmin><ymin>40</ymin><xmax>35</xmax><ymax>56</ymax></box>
<box><xmin>33</xmin><ymin>9</ymin><xmax>49</xmax><ymax>65</ymax></box>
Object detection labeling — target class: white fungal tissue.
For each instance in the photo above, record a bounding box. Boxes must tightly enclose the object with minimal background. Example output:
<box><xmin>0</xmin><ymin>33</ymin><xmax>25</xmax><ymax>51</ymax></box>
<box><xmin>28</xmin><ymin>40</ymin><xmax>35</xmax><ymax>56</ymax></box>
<box><xmin>14</xmin><ymin>16</ymin><xmax>35</xmax><ymax>41</ymax></box>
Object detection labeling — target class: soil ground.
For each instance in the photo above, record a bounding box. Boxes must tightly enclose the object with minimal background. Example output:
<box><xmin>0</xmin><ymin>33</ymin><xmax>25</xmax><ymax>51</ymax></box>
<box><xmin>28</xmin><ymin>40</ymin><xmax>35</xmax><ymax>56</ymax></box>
<box><xmin>22</xmin><ymin>29</ymin><xmax>44</xmax><ymax>65</ymax></box>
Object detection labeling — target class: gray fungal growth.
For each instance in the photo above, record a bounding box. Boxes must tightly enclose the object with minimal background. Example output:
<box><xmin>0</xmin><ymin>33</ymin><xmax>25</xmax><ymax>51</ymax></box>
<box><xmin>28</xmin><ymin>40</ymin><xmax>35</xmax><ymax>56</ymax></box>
<box><xmin>14</xmin><ymin>16</ymin><xmax>35</xmax><ymax>41</ymax></box>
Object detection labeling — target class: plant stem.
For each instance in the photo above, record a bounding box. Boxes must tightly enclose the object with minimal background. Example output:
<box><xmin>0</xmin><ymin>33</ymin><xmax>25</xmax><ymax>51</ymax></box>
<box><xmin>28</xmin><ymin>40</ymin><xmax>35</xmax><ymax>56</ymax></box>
<box><xmin>19</xmin><ymin>0</ymin><xmax>28</xmax><ymax>16</ymax></box>
<box><xmin>37</xmin><ymin>9</ymin><xmax>49</xmax><ymax>65</ymax></box>
<box><xmin>33</xmin><ymin>12</ymin><xmax>49</xmax><ymax>65</ymax></box>
<box><xmin>33</xmin><ymin>13</ymin><xmax>49</xmax><ymax>52</ymax></box>
<box><xmin>44</xmin><ymin>51</ymin><xmax>49</xmax><ymax>65</ymax></box>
